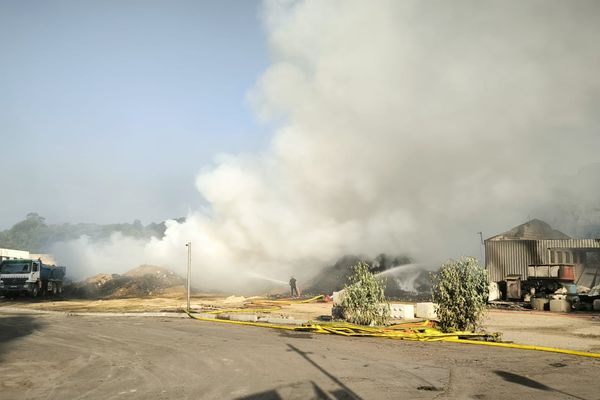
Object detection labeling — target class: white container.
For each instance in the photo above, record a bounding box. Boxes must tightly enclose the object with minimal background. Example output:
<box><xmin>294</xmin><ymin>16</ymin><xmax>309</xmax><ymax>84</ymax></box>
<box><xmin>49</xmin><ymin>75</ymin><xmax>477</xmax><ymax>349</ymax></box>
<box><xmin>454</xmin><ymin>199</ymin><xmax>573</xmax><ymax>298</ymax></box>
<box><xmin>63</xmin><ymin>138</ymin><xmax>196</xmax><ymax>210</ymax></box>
<box><xmin>332</xmin><ymin>290</ymin><xmax>345</xmax><ymax>306</ymax></box>
<box><xmin>531</xmin><ymin>298</ymin><xmax>550</xmax><ymax>311</ymax></box>
<box><xmin>549</xmin><ymin>299</ymin><xmax>570</xmax><ymax>313</ymax></box>
<box><xmin>416</xmin><ymin>302</ymin><xmax>438</xmax><ymax>319</ymax></box>
<box><xmin>488</xmin><ymin>282</ymin><xmax>501</xmax><ymax>301</ymax></box>
<box><xmin>388</xmin><ymin>303</ymin><xmax>415</xmax><ymax>319</ymax></box>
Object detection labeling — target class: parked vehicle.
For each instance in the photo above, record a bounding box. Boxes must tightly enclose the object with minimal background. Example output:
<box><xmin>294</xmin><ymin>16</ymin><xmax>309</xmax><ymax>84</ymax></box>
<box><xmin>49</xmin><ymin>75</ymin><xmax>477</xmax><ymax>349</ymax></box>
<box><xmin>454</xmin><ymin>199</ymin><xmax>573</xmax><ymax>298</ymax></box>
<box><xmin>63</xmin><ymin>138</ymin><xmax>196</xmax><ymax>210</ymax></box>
<box><xmin>0</xmin><ymin>258</ymin><xmax>66</xmax><ymax>298</ymax></box>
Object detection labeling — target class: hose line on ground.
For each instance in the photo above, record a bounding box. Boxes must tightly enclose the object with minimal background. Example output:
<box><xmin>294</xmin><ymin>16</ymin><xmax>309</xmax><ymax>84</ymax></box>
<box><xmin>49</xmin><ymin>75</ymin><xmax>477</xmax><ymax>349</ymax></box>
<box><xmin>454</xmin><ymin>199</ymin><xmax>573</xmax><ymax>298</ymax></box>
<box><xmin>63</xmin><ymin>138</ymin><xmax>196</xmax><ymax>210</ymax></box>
<box><xmin>186</xmin><ymin>296</ymin><xmax>600</xmax><ymax>359</ymax></box>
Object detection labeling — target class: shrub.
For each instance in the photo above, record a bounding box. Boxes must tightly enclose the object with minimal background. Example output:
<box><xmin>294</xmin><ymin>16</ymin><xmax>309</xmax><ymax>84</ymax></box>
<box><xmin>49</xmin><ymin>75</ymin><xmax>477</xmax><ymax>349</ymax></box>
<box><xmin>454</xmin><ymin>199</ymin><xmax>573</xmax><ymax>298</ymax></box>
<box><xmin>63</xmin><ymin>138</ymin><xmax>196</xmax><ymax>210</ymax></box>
<box><xmin>431</xmin><ymin>256</ymin><xmax>488</xmax><ymax>332</ymax></box>
<box><xmin>341</xmin><ymin>261</ymin><xmax>390</xmax><ymax>325</ymax></box>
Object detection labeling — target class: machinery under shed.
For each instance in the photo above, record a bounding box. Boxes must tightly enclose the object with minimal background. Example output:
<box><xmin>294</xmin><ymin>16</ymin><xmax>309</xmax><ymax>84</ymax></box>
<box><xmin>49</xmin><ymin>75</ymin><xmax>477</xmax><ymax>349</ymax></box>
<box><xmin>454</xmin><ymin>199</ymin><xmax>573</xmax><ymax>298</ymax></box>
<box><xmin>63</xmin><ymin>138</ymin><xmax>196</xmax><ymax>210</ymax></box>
<box><xmin>485</xmin><ymin>219</ymin><xmax>600</xmax><ymax>309</ymax></box>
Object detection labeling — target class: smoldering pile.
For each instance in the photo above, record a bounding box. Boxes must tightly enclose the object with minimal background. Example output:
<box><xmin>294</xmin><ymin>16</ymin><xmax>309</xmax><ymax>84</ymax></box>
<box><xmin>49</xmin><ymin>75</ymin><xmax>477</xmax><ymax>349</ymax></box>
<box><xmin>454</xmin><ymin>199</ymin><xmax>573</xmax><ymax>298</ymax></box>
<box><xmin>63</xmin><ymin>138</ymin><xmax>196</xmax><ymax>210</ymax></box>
<box><xmin>305</xmin><ymin>254</ymin><xmax>433</xmax><ymax>301</ymax></box>
<box><xmin>66</xmin><ymin>265</ymin><xmax>185</xmax><ymax>298</ymax></box>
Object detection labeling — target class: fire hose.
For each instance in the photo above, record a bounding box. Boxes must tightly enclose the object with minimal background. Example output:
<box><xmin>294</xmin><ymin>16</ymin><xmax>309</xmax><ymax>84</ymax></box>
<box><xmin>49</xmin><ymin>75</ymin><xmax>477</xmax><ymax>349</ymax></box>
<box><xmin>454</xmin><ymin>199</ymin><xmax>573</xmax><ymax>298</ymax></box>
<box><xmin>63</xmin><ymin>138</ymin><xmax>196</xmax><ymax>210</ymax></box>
<box><xmin>186</xmin><ymin>297</ymin><xmax>600</xmax><ymax>359</ymax></box>
<box><xmin>201</xmin><ymin>295</ymin><xmax>326</xmax><ymax>315</ymax></box>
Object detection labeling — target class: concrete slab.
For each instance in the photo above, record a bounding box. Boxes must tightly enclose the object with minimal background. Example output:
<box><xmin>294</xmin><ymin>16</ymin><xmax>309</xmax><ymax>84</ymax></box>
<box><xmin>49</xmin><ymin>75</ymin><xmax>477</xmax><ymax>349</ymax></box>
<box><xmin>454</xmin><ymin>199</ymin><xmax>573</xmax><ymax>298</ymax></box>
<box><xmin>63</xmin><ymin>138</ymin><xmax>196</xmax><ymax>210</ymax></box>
<box><xmin>332</xmin><ymin>290</ymin><xmax>345</xmax><ymax>306</ymax></box>
<box><xmin>416</xmin><ymin>302</ymin><xmax>438</xmax><ymax>319</ymax></box>
<box><xmin>389</xmin><ymin>303</ymin><xmax>414</xmax><ymax>319</ymax></box>
<box><xmin>229</xmin><ymin>314</ymin><xmax>258</xmax><ymax>322</ymax></box>
<box><xmin>260</xmin><ymin>317</ymin><xmax>308</xmax><ymax>326</ymax></box>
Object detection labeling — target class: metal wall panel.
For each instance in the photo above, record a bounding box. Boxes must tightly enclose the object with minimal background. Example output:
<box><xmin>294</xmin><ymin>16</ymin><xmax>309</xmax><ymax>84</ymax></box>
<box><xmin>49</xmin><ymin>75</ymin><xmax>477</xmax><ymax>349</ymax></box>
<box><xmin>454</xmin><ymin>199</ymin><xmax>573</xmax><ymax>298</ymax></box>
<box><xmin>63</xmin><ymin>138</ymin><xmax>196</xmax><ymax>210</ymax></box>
<box><xmin>485</xmin><ymin>239</ymin><xmax>600</xmax><ymax>282</ymax></box>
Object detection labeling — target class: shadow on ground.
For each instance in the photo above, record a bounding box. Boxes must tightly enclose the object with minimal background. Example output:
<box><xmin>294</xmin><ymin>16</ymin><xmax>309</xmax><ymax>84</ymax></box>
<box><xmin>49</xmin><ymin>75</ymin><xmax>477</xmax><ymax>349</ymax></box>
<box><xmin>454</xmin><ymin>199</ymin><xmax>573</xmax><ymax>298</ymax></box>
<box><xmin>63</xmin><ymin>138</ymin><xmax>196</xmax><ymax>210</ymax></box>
<box><xmin>494</xmin><ymin>370</ymin><xmax>586</xmax><ymax>400</ymax></box>
<box><xmin>236</xmin><ymin>380</ymin><xmax>355</xmax><ymax>400</ymax></box>
<box><xmin>278</xmin><ymin>331</ymin><xmax>314</xmax><ymax>339</ymax></box>
<box><xmin>0</xmin><ymin>315</ymin><xmax>44</xmax><ymax>359</ymax></box>
<box><xmin>236</xmin><ymin>343</ymin><xmax>363</xmax><ymax>399</ymax></box>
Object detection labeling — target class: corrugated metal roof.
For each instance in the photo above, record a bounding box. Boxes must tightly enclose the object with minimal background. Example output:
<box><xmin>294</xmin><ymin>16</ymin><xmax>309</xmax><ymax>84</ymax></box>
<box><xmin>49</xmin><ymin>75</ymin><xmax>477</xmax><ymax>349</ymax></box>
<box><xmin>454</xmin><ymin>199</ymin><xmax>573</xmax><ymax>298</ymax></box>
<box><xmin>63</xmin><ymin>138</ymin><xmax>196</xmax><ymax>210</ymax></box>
<box><xmin>487</xmin><ymin>219</ymin><xmax>570</xmax><ymax>241</ymax></box>
<box><xmin>542</xmin><ymin>239</ymin><xmax>600</xmax><ymax>249</ymax></box>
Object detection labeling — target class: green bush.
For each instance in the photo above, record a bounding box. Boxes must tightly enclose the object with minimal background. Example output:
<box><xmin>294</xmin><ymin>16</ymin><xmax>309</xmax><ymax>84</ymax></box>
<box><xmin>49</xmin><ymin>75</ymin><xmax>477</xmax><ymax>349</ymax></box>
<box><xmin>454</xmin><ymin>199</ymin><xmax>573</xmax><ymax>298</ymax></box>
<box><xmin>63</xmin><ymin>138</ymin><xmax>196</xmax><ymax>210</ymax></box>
<box><xmin>431</xmin><ymin>256</ymin><xmax>488</xmax><ymax>332</ymax></box>
<box><xmin>341</xmin><ymin>261</ymin><xmax>390</xmax><ymax>325</ymax></box>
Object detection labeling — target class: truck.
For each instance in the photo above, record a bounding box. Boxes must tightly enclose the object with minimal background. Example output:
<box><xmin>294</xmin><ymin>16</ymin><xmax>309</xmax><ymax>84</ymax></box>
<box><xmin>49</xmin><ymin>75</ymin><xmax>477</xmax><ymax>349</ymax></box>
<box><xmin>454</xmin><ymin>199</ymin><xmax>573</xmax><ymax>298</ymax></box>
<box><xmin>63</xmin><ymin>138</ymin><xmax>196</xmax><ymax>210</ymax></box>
<box><xmin>0</xmin><ymin>258</ymin><xmax>66</xmax><ymax>298</ymax></box>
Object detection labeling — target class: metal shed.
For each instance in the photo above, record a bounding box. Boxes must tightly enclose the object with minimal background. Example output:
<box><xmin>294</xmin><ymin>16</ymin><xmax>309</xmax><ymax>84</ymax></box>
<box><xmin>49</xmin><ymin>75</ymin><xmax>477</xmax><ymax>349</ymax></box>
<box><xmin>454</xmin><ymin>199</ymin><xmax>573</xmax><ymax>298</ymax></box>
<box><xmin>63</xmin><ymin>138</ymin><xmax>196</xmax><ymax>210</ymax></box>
<box><xmin>485</xmin><ymin>220</ymin><xmax>600</xmax><ymax>287</ymax></box>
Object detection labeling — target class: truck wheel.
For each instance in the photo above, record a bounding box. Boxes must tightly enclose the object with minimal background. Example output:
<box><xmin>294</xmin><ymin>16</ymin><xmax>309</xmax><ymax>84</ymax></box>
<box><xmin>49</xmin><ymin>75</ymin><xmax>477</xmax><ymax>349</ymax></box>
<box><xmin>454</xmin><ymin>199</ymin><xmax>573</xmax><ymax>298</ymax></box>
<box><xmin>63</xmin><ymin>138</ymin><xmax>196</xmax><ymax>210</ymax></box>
<box><xmin>31</xmin><ymin>285</ymin><xmax>39</xmax><ymax>298</ymax></box>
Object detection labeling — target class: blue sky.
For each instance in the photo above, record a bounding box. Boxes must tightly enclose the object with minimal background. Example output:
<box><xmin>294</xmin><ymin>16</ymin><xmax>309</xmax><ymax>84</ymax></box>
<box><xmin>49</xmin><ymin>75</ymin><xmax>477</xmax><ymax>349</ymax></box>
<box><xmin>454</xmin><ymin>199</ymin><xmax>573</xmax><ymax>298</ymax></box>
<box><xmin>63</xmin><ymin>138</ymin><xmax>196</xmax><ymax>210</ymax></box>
<box><xmin>0</xmin><ymin>0</ymin><xmax>270</xmax><ymax>228</ymax></box>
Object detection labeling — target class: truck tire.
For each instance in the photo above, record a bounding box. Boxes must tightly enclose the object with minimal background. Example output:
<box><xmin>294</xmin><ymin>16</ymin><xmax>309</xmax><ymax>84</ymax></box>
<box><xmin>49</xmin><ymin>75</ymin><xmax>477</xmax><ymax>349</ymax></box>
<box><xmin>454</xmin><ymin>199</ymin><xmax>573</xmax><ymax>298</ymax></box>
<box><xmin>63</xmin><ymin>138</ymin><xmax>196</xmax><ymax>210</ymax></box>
<box><xmin>31</xmin><ymin>285</ymin><xmax>39</xmax><ymax>298</ymax></box>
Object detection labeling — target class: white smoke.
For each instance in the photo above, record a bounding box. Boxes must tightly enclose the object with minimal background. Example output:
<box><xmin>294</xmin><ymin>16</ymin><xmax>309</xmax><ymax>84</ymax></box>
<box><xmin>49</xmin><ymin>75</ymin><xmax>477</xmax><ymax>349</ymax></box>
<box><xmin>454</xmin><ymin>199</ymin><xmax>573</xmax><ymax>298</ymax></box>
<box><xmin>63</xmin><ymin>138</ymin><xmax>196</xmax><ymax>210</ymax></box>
<box><xmin>54</xmin><ymin>0</ymin><xmax>600</xmax><ymax>291</ymax></box>
<box><xmin>52</xmin><ymin>233</ymin><xmax>152</xmax><ymax>281</ymax></box>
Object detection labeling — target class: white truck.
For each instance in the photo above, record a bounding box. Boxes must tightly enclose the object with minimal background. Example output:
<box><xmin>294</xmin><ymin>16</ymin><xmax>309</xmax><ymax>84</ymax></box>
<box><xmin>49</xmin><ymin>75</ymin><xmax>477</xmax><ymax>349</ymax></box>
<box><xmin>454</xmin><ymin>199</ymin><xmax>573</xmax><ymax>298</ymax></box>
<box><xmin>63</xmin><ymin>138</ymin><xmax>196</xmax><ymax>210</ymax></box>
<box><xmin>0</xmin><ymin>258</ymin><xmax>66</xmax><ymax>298</ymax></box>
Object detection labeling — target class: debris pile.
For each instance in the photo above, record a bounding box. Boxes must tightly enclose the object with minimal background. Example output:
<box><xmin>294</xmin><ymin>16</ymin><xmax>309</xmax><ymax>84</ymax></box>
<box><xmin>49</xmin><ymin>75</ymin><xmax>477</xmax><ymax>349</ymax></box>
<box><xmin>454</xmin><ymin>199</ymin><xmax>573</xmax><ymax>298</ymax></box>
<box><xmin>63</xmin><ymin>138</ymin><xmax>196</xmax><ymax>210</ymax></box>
<box><xmin>66</xmin><ymin>265</ymin><xmax>185</xmax><ymax>298</ymax></box>
<box><xmin>305</xmin><ymin>254</ymin><xmax>432</xmax><ymax>301</ymax></box>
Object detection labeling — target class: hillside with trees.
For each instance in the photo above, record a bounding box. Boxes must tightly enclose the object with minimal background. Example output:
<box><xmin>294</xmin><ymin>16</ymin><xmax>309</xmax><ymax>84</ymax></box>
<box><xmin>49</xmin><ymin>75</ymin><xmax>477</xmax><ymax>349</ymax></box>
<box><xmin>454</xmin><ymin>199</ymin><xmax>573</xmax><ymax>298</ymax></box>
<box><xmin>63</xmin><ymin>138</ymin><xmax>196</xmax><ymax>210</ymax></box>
<box><xmin>0</xmin><ymin>213</ymin><xmax>179</xmax><ymax>253</ymax></box>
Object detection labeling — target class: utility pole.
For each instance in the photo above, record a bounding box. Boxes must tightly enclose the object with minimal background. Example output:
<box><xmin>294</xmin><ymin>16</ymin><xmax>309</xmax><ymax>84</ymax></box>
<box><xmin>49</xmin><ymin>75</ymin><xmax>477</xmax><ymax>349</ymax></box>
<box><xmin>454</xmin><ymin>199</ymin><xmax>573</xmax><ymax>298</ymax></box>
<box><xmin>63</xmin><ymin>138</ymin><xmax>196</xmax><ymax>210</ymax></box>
<box><xmin>477</xmin><ymin>232</ymin><xmax>484</xmax><ymax>263</ymax></box>
<box><xmin>186</xmin><ymin>242</ymin><xmax>191</xmax><ymax>312</ymax></box>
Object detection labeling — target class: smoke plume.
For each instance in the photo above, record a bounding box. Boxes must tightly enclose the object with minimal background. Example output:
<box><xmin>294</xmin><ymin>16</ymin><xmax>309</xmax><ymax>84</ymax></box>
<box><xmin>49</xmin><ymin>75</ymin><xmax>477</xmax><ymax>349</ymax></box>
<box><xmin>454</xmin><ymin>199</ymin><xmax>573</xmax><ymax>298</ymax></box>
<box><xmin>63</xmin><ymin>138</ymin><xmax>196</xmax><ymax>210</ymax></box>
<box><xmin>54</xmin><ymin>1</ymin><xmax>600</xmax><ymax>291</ymax></box>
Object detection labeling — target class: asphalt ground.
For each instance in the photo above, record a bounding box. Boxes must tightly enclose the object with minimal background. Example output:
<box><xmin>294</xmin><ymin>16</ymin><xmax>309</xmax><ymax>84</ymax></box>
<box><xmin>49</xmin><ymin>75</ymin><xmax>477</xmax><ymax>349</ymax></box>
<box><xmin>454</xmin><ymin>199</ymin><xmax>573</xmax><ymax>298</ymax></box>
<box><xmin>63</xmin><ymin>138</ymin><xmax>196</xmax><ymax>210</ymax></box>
<box><xmin>0</xmin><ymin>313</ymin><xmax>599</xmax><ymax>400</ymax></box>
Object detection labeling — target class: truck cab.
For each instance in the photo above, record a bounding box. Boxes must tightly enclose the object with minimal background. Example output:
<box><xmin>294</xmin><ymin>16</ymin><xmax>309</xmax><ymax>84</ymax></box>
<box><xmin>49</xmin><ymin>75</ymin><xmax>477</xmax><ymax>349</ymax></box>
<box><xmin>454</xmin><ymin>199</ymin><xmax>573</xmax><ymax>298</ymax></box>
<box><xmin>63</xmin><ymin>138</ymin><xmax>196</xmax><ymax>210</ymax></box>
<box><xmin>0</xmin><ymin>258</ymin><xmax>66</xmax><ymax>298</ymax></box>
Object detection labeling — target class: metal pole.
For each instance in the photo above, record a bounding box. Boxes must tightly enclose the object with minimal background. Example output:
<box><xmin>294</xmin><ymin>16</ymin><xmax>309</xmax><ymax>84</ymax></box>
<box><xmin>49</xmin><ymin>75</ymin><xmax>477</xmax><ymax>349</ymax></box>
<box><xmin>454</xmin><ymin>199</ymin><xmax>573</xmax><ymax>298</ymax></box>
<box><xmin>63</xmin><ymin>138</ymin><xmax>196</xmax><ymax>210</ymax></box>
<box><xmin>477</xmin><ymin>232</ymin><xmax>484</xmax><ymax>263</ymax></box>
<box><xmin>186</xmin><ymin>242</ymin><xmax>191</xmax><ymax>311</ymax></box>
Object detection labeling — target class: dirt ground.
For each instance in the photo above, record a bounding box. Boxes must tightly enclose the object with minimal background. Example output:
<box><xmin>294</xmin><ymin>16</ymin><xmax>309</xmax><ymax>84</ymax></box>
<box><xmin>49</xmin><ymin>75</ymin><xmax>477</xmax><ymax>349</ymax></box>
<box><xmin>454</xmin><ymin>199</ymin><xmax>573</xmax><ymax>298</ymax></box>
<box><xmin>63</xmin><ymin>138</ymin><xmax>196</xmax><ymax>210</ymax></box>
<box><xmin>1</xmin><ymin>312</ymin><xmax>599</xmax><ymax>400</ymax></box>
<box><xmin>482</xmin><ymin>310</ymin><xmax>600</xmax><ymax>353</ymax></box>
<box><xmin>1</xmin><ymin>296</ymin><xmax>599</xmax><ymax>353</ymax></box>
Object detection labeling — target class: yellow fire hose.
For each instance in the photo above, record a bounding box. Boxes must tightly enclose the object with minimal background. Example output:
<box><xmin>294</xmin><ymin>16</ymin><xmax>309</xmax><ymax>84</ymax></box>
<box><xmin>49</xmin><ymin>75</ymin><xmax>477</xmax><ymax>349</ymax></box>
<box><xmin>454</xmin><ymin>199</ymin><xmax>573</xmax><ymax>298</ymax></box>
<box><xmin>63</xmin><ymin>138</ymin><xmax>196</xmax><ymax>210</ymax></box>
<box><xmin>444</xmin><ymin>338</ymin><xmax>600</xmax><ymax>359</ymax></box>
<box><xmin>187</xmin><ymin>296</ymin><xmax>600</xmax><ymax>359</ymax></box>
<box><xmin>202</xmin><ymin>295</ymin><xmax>326</xmax><ymax>315</ymax></box>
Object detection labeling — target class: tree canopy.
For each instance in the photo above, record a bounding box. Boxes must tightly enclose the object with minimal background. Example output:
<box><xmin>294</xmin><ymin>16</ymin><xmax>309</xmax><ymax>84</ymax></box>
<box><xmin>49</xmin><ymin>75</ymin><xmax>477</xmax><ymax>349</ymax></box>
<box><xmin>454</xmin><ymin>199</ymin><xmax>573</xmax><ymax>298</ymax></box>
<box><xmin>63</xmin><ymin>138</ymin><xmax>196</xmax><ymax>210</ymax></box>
<box><xmin>0</xmin><ymin>213</ymin><xmax>173</xmax><ymax>252</ymax></box>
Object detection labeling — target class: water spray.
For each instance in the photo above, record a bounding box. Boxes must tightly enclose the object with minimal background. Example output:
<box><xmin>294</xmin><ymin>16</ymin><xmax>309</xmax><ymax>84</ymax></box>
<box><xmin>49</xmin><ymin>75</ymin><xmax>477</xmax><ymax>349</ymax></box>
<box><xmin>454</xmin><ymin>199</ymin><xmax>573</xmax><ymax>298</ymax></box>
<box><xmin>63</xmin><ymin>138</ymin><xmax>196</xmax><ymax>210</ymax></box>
<box><xmin>373</xmin><ymin>264</ymin><xmax>421</xmax><ymax>278</ymax></box>
<box><xmin>245</xmin><ymin>271</ymin><xmax>288</xmax><ymax>286</ymax></box>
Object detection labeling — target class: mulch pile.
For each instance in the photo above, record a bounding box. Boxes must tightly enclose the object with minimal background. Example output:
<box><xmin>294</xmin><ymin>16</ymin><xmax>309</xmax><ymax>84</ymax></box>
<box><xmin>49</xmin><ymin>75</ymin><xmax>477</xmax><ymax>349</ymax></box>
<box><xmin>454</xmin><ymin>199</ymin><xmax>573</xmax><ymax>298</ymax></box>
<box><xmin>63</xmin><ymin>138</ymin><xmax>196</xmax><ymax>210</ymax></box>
<box><xmin>66</xmin><ymin>265</ymin><xmax>185</xmax><ymax>298</ymax></box>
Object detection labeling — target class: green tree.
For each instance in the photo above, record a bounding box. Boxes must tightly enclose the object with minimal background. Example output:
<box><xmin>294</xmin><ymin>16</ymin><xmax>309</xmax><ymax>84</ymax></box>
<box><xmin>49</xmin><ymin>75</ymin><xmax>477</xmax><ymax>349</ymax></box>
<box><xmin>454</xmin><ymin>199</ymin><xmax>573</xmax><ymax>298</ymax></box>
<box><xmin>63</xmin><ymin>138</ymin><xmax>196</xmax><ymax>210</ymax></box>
<box><xmin>0</xmin><ymin>212</ymin><xmax>50</xmax><ymax>251</ymax></box>
<box><xmin>431</xmin><ymin>256</ymin><xmax>488</xmax><ymax>332</ymax></box>
<box><xmin>0</xmin><ymin>214</ymin><xmax>171</xmax><ymax>252</ymax></box>
<box><xmin>341</xmin><ymin>261</ymin><xmax>390</xmax><ymax>325</ymax></box>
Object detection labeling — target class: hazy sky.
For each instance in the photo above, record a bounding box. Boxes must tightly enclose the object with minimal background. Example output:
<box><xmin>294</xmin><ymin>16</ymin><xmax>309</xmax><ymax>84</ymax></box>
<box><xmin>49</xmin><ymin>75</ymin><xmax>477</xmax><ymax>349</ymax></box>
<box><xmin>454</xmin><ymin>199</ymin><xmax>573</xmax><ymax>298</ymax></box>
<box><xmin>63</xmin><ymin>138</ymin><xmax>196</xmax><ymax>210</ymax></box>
<box><xmin>4</xmin><ymin>1</ymin><xmax>598</xmax><ymax>285</ymax></box>
<box><xmin>0</xmin><ymin>0</ymin><xmax>269</xmax><ymax>229</ymax></box>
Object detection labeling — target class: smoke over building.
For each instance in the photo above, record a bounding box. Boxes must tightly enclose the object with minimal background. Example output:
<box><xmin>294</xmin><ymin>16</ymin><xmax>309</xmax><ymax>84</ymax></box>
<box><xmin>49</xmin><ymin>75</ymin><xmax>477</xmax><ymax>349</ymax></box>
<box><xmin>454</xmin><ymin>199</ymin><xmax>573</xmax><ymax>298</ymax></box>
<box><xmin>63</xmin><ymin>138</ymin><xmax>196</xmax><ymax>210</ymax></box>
<box><xmin>52</xmin><ymin>1</ymin><xmax>600</xmax><ymax>292</ymax></box>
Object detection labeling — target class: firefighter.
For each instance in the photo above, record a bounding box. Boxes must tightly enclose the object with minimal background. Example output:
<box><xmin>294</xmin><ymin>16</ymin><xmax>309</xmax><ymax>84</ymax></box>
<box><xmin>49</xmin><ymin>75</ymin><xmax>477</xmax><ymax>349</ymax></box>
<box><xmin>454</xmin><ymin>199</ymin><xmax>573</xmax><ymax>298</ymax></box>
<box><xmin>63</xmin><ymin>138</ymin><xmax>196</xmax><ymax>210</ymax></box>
<box><xmin>289</xmin><ymin>276</ymin><xmax>299</xmax><ymax>297</ymax></box>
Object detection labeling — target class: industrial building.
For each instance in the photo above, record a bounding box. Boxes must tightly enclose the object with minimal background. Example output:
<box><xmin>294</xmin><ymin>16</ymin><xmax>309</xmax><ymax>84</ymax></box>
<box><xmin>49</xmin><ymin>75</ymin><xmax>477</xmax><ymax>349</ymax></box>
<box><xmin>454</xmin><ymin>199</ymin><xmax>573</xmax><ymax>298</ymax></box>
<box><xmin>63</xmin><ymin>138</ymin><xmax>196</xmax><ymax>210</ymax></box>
<box><xmin>485</xmin><ymin>219</ymin><xmax>600</xmax><ymax>289</ymax></box>
<box><xmin>0</xmin><ymin>248</ymin><xmax>30</xmax><ymax>261</ymax></box>
<box><xmin>0</xmin><ymin>248</ymin><xmax>56</xmax><ymax>265</ymax></box>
